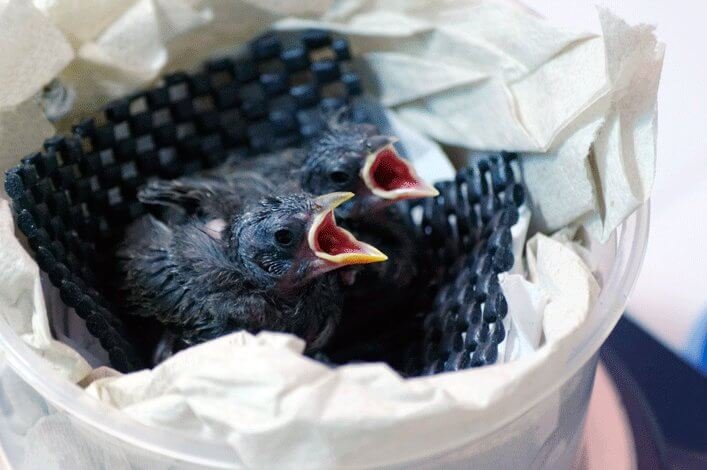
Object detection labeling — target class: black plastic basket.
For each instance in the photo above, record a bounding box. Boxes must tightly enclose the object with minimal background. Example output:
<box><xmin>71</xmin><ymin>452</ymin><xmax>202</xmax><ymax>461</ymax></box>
<box><xmin>4</xmin><ymin>30</ymin><xmax>367</xmax><ymax>372</ymax></box>
<box><xmin>408</xmin><ymin>154</ymin><xmax>525</xmax><ymax>374</ymax></box>
<box><xmin>5</xmin><ymin>28</ymin><xmax>526</xmax><ymax>375</ymax></box>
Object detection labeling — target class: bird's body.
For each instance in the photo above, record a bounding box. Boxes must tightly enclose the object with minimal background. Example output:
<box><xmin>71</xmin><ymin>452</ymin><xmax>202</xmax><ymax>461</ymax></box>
<box><xmin>339</xmin><ymin>207</ymin><xmax>420</xmax><ymax>308</ymax></box>
<box><xmin>117</xmin><ymin>193</ymin><xmax>387</xmax><ymax>351</ymax></box>
<box><xmin>117</xmin><ymin>215</ymin><xmax>339</xmax><ymax>347</ymax></box>
<box><xmin>323</xmin><ymin>205</ymin><xmax>433</xmax><ymax>367</ymax></box>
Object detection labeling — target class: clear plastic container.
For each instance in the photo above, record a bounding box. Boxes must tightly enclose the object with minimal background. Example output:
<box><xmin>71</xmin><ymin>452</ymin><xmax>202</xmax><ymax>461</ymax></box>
<box><xmin>0</xmin><ymin>203</ymin><xmax>649</xmax><ymax>469</ymax></box>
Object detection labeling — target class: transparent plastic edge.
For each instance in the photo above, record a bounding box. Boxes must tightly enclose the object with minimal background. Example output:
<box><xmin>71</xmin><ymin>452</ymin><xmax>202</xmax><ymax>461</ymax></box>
<box><xmin>376</xmin><ymin>202</ymin><xmax>651</xmax><ymax>467</ymax></box>
<box><xmin>0</xmin><ymin>315</ymin><xmax>239</xmax><ymax>468</ymax></box>
<box><xmin>0</xmin><ymin>202</ymin><xmax>650</xmax><ymax>467</ymax></box>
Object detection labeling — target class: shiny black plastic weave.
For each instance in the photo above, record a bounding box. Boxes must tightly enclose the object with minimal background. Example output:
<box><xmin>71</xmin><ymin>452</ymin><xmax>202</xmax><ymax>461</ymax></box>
<box><xmin>4</xmin><ymin>30</ymin><xmax>364</xmax><ymax>372</ymax></box>
<box><xmin>405</xmin><ymin>154</ymin><xmax>524</xmax><ymax>375</ymax></box>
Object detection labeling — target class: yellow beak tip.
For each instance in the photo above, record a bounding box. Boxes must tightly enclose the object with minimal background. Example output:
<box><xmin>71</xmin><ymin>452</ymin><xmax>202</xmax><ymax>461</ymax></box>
<box><xmin>369</xmin><ymin>251</ymin><xmax>389</xmax><ymax>263</ymax></box>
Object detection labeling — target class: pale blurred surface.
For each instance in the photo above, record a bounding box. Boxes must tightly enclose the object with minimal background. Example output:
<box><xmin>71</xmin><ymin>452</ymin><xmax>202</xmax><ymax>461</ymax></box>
<box><xmin>527</xmin><ymin>0</ymin><xmax>707</xmax><ymax>371</ymax></box>
<box><xmin>578</xmin><ymin>363</ymin><xmax>634</xmax><ymax>470</ymax></box>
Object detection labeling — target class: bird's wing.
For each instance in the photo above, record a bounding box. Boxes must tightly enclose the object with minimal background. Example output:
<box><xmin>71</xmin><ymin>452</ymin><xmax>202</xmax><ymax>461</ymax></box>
<box><xmin>117</xmin><ymin>214</ymin><xmax>173</xmax><ymax>258</ymax></box>
<box><xmin>116</xmin><ymin>215</ymin><xmax>245</xmax><ymax>334</ymax></box>
<box><xmin>220</xmin><ymin>148</ymin><xmax>306</xmax><ymax>190</ymax></box>
<box><xmin>138</xmin><ymin>174</ymin><xmax>272</xmax><ymax>220</ymax></box>
<box><xmin>116</xmin><ymin>215</ymin><xmax>179</xmax><ymax>319</ymax></box>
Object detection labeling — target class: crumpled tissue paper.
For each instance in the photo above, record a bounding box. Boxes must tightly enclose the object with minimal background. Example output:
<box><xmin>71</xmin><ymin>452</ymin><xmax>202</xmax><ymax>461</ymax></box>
<box><xmin>0</xmin><ymin>201</ymin><xmax>91</xmax><ymax>382</ymax></box>
<box><xmin>0</xmin><ymin>0</ymin><xmax>662</xmax><ymax>467</ymax></box>
<box><xmin>0</xmin><ymin>0</ymin><xmax>73</xmax><ymax>109</ymax></box>
<box><xmin>25</xmin><ymin>0</ymin><xmax>663</xmax><ymax>238</ymax></box>
<box><xmin>81</xmin><ymin>223</ymin><xmax>598</xmax><ymax>467</ymax></box>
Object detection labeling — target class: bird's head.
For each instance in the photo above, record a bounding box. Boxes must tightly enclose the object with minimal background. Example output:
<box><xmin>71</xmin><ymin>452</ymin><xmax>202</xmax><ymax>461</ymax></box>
<box><xmin>300</xmin><ymin>122</ymin><xmax>438</xmax><ymax>218</ymax></box>
<box><xmin>230</xmin><ymin>192</ymin><xmax>387</xmax><ymax>291</ymax></box>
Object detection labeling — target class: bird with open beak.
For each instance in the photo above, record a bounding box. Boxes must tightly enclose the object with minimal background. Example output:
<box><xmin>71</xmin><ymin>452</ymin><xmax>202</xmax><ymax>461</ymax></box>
<box><xmin>117</xmin><ymin>192</ymin><xmax>386</xmax><ymax>351</ymax></box>
<box><xmin>294</xmin><ymin>124</ymin><xmax>439</xmax><ymax>218</ymax></box>
<box><xmin>136</xmin><ymin>115</ymin><xmax>437</xmax><ymax>292</ymax></box>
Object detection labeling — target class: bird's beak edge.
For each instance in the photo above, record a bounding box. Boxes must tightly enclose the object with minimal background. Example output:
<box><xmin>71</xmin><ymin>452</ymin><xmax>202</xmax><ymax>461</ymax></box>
<box><xmin>360</xmin><ymin>142</ymin><xmax>439</xmax><ymax>201</ymax></box>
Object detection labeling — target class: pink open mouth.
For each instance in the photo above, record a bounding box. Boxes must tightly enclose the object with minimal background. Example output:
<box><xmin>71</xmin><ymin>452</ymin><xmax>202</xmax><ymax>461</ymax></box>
<box><xmin>361</xmin><ymin>145</ymin><xmax>439</xmax><ymax>200</ymax></box>
<box><xmin>307</xmin><ymin>193</ymin><xmax>387</xmax><ymax>266</ymax></box>
<box><xmin>314</xmin><ymin>211</ymin><xmax>366</xmax><ymax>256</ymax></box>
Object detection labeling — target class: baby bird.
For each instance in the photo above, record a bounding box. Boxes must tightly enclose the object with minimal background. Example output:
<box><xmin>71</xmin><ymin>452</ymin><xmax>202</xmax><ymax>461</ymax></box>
<box><xmin>116</xmin><ymin>192</ymin><xmax>387</xmax><ymax>351</ymax></box>
<box><xmin>288</xmin><ymin>119</ymin><xmax>439</xmax><ymax>218</ymax></box>
<box><xmin>139</xmin><ymin>117</ymin><xmax>438</xmax><ymax>220</ymax></box>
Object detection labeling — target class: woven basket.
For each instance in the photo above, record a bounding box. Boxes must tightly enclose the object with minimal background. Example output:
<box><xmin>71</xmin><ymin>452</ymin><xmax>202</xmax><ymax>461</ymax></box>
<box><xmin>4</xmin><ymin>29</ymin><xmax>524</xmax><ymax>375</ymax></box>
<box><xmin>4</xmin><ymin>30</ymin><xmax>367</xmax><ymax>372</ymax></box>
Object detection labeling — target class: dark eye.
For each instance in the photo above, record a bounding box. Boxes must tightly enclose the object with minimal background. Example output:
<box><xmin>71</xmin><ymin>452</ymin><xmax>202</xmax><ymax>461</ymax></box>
<box><xmin>329</xmin><ymin>171</ymin><xmax>351</xmax><ymax>185</ymax></box>
<box><xmin>274</xmin><ymin>229</ymin><xmax>294</xmax><ymax>246</ymax></box>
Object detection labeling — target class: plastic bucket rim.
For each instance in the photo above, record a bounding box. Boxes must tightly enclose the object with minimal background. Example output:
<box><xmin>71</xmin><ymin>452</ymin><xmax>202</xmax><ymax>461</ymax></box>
<box><xmin>0</xmin><ymin>201</ymin><xmax>651</xmax><ymax>467</ymax></box>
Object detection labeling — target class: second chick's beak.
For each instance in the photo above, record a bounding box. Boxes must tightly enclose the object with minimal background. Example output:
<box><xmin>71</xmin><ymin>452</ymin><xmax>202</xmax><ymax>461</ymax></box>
<box><xmin>360</xmin><ymin>136</ymin><xmax>439</xmax><ymax>202</ymax></box>
<box><xmin>308</xmin><ymin>192</ymin><xmax>388</xmax><ymax>271</ymax></box>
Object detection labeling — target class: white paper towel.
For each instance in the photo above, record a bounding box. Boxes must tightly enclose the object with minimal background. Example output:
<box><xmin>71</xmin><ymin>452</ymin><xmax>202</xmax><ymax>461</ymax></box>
<box><xmin>0</xmin><ymin>0</ymin><xmax>74</xmax><ymax>109</ymax></box>
<box><xmin>521</xmin><ymin>9</ymin><xmax>664</xmax><ymax>238</ymax></box>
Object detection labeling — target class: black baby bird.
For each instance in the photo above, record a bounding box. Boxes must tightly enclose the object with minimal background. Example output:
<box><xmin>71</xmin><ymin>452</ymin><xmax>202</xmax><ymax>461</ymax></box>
<box><xmin>117</xmin><ymin>192</ymin><xmax>387</xmax><ymax>350</ymax></box>
<box><xmin>300</xmin><ymin>121</ymin><xmax>438</xmax><ymax>217</ymax></box>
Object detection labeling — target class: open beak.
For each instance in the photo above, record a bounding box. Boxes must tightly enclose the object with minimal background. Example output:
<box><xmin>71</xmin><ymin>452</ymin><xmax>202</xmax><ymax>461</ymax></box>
<box><xmin>308</xmin><ymin>192</ymin><xmax>388</xmax><ymax>267</ymax></box>
<box><xmin>360</xmin><ymin>137</ymin><xmax>439</xmax><ymax>201</ymax></box>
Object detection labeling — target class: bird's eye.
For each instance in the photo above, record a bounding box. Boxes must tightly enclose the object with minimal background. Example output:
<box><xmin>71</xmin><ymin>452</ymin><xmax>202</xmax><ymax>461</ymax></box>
<box><xmin>274</xmin><ymin>229</ymin><xmax>294</xmax><ymax>246</ymax></box>
<box><xmin>365</xmin><ymin>140</ymin><xmax>373</xmax><ymax>151</ymax></box>
<box><xmin>329</xmin><ymin>171</ymin><xmax>351</xmax><ymax>185</ymax></box>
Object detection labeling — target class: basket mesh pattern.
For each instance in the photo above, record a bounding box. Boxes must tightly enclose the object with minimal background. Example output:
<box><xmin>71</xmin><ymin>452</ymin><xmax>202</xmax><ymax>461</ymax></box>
<box><xmin>411</xmin><ymin>153</ymin><xmax>523</xmax><ymax>267</ymax></box>
<box><xmin>4</xmin><ymin>30</ymin><xmax>364</xmax><ymax>372</ymax></box>
<box><xmin>405</xmin><ymin>154</ymin><xmax>524</xmax><ymax>375</ymax></box>
<box><xmin>5</xmin><ymin>27</ymin><xmax>527</xmax><ymax>375</ymax></box>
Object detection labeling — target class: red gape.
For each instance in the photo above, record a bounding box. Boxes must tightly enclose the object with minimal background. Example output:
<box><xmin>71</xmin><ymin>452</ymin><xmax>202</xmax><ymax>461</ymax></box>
<box><xmin>362</xmin><ymin>144</ymin><xmax>438</xmax><ymax>200</ymax></box>
<box><xmin>307</xmin><ymin>192</ymin><xmax>388</xmax><ymax>267</ymax></box>
<box><xmin>370</xmin><ymin>147</ymin><xmax>421</xmax><ymax>191</ymax></box>
<box><xmin>314</xmin><ymin>211</ymin><xmax>364</xmax><ymax>256</ymax></box>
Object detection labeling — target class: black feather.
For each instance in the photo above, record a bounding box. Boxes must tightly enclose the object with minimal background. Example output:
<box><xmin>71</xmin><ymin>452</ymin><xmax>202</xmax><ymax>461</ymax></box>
<box><xmin>117</xmin><ymin>193</ymin><xmax>342</xmax><ymax>351</ymax></box>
